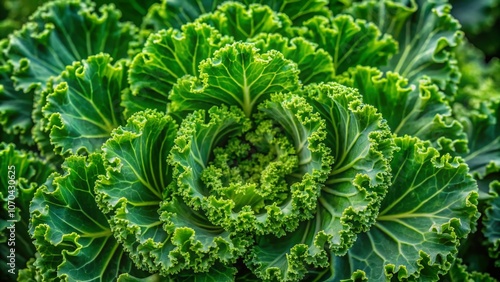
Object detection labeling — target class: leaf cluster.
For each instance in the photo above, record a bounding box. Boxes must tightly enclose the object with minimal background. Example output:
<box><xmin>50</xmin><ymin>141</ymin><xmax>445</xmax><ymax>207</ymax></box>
<box><xmin>0</xmin><ymin>0</ymin><xmax>498</xmax><ymax>281</ymax></box>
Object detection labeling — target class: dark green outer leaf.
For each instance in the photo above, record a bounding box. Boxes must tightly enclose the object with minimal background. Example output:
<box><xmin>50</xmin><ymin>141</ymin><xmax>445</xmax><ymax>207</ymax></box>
<box><xmin>142</xmin><ymin>0</ymin><xmax>329</xmax><ymax>32</ymax></box>
<box><xmin>0</xmin><ymin>142</ymin><xmax>53</xmax><ymax>280</ymax></box>
<box><xmin>29</xmin><ymin>154</ymin><xmax>147</xmax><ymax>281</ymax></box>
<box><xmin>441</xmin><ymin>258</ymin><xmax>498</xmax><ymax>282</ymax></box>
<box><xmin>42</xmin><ymin>53</ymin><xmax>128</xmax><ymax>156</ymax></box>
<box><xmin>93</xmin><ymin>0</ymin><xmax>157</xmax><ymax>26</ymax></box>
<box><xmin>249</xmin><ymin>33</ymin><xmax>335</xmax><ymax>85</ymax></box>
<box><xmin>0</xmin><ymin>39</ymin><xmax>33</xmax><ymax>144</ymax></box>
<box><xmin>484</xmin><ymin>181</ymin><xmax>500</xmax><ymax>267</ymax></box>
<box><xmin>335</xmin><ymin>66</ymin><xmax>467</xmax><ymax>154</ymax></box>
<box><xmin>7</xmin><ymin>0</ymin><xmax>138</xmax><ymax>93</ymax></box>
<box><xmin>344</xmin><ymin>0</ymin><xmax>462</xmax><ymax>95</ymax></box>
<box><xmin>458</xmin><ymin>101</ymin><xmax>500</xmax><ymax>179</ymax></box>
<box><xmin>330</xmin><ymin>136</ymin><xmax>479</xmax><ymax>281</ymax></box>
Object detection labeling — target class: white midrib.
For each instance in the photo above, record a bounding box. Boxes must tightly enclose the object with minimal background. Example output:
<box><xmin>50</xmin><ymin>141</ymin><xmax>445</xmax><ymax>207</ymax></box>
<box><xmin>242</xmin><ymin>62</ymin><xmax>252</xmax><ymax>117</ymax></box>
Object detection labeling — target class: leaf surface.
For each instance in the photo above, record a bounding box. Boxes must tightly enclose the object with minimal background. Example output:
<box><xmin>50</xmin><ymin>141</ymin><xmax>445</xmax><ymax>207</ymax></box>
<box><xmin>29</xmin><ymin>154</ymin><xmax>146</xmax><ymax>281</ymax></box>
<box><xmin>43</xmin><ymin>54</ymin><xmax>128</xmax><ymax>155</ymax></box>
<box><xmin>330</xmin><ymin>136</ymin><xmax>479</xmax><ymax>281</ymax></box>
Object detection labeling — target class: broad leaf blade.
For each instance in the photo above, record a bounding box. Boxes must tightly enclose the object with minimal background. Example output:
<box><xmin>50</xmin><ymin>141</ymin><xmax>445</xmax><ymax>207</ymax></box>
<box><xmin>335</xmin><ymin>66</ymin><xmax>467</xmax><ymax>153</ymax></box>
<box><xmin>42</xmin><ymin>53</ymin><xmax>128</xmax><ymax>156</ymax></box>
<box><xmin>195</xmin><ymin>2</ymin><xmax>295</xmax><ymax>41</ymax></box>
<box><xmin>331</xmin><ymin>136</ymin><xmax>479</xmax><ymax>281</ymax></box>
<box><xmin>29</xmin><ymin>154</ymin><xmax>146</xmax><ymax>281</ymax></box>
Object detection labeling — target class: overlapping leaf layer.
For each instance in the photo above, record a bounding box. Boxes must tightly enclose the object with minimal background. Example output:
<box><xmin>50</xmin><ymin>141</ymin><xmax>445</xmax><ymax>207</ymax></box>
<box><xmin>0</xmin><ymin>0</ymin><xmax>497</xmax><ymax>281</ymax></box>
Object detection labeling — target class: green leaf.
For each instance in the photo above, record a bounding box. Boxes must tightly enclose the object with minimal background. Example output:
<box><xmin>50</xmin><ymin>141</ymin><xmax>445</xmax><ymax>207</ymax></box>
<box><xmin>458</xmin><ymin>101</ymin><xmax>500</xmax><ymax>179</ymax></box>
<box><xmin>343</xmin><ymin>0</ymin><xmax>463</xmax><ymax>95</ymax></box>
<box><xmin>30</xmin><ymin>79</ymin><xmax>64</xmax><ymax>165</ymax></box>
<box><xmin>42</xmin><ymin>53</ymin><xmax>128</xmax><ymax>156</ymax></box>
<box><xmin>484</xmin><ymin>181</ymin><xmax>500</xmax><ymax>267</ymax></box>
<box><xmin>455</xmin><ymin>41</ymin><xmax>500</xmax><ymax>109</ymax></box>
<box><xmin>249</xmin><ymin>33</ymin><xmax>335</xmax><ymax>84</ymax></box>
<box><xmin>142</xmin><ymin>0</ymin><xmax>224</xmax><ymax>30</ymax></box>
<box><xmin>169</xmin><ymin>42</ymin><xmax>300</xmax><ymax>118</ymax></box>
<box><xmin>302</xmin><ymin>15</ymin><xmax>397</xmax><ymax>76</ymax></box>
<box><xmin>0</xmin><ymin>142</ymin><xmax>53</xmax><ymax>279</ymax></box>
<box><xmin>441</xmin><ymin>258</ymin><xmax>498</xmax><ymax>282</ymax></box>
<box><xmin>247</xmin><ymin>224</ymin><xmax>330</xmax><ymax>282</ymax></box>
<box><xmin>306</xmin><ymin>82</ymin><xmax>395</xmax><ymax>240</ymax></box>
<box><xmin>246</xmin><ymin>83</ymin><xmax>394</xmax><ymax>281</ymax></box>
<box><xmin>0</xmin><ymin>39</ymin><xmax>33</xmax><ymax>145</ymax></box>
<box><xmin>242</xmin><ymin>0</ymin><xmax>330</xmax><ymax>25</ymax></box>
<box><xmin>97</xmin><ymin>109</ymin><xmax>247</xmax><ymax>276</ymax></box>
<box><xmin>335</xmin><ymin>66</ymin><xmax>467</xmax><ymax>153</ymax></box>
<box><xmin>195</xmin><ymin>2</ymin><xmax>295</xmax><ymax>42</ymax></box>
<box><xmin>331</xmin><ymin>136</ymin><xmax>479</xmax><ymax>281</ymax></box>
<box><xmin>29</xmin><ymin>154</ymin><xmax>146</xmax><ymax>281</ymax></box>
<box><xmin>17</xmin><ymin>257</ymin><xmax>41</xmax><ymax>282</ymax></box>
<box><xmin>126</xmin><ymin>22</ymin><xmax>232</xmax><ymax>116</ymax></box>
<box><xmin>96</xmin><ymin>109</ymin><xmax>176</xmax><ymax>271</ymax></box>
<box><xmin>195</xmin><ymin>94</ymin><xmax>333</xmax><ymax>237</ymax></box>
<box><xmin>142</xmin><ymin>0</ymin><xmax>329</xmax><ymax>31</ymax></box>
<box><xmin>7</xmin><ymin>0</ymin><xmax>138</xmax><ymax>93</ymax></box>
<box><xmin>93</xmin><ymin>0</ymin><xmax>157</xmax><ymax>26</ymax></box>
<box><xmin>171</xmin><ymin>106</ymin><xmax>252</xmax><ymax>210</ymax></box>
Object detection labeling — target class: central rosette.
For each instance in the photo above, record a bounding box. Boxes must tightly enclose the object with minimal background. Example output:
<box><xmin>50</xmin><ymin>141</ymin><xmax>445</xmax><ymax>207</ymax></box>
<box><xmin>202</xmin><ymin>117</ymin><xmax>301</xmax><ymax>232</ymax></box>
<box><xmin>171</xmin><ymin>94</ymin><xmax>333</xmax><ymax>236</ymax></box>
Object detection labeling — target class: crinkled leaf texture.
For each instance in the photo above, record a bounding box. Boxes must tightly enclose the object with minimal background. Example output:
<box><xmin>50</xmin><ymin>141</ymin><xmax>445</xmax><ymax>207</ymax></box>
<box><xmin>301</xmin><ymin>14</ymin><xmax>398</xmax><ymax>75</ymax></box>
<box><xmin>96</xmin><ymin>109</ymin><xmax>247</xmax><ymax>278</ymax></box>
<box><xmin>458</xmin><ymin>100</ymin><xmax>500</xmax><ymax>180</ymax></box>
<box><xmin>171</xmin><ymin>96</ymin><xmax>332</xmax><ymax>237</ymax></box>
<box><xmin>5</xmin><ymin>0</ymin><xmax>139</xmax><ymax>161</ymax></box>
<box><xmin>340</xmin><ymin>0</ymin><xmax>463</xmax><ymax>95</ymax></box>
<box><xmin>0</xmin><ymin>143</ymin><xmax>53</xmax><ymax>279</ymax></box>
<box><xmin>42</xmin><ymin>53</ymin><xmax>128</xmax><ymax>156</ymax></box>
<box><xmin>127</xmin><ymin>22</ymin><xmax>232</xmax><ymax>116</ymax></box>
<box><xmin>246</xmin><ymin>83</ymin><xmax>394</xmax><ymax>281</ymax></box>
<box><xmin>327</xmin><ymin>136</ymin><xmax>479</xmax><ymax>281</ymax></box>
<box><xmin>442</xmin><ymin>258</ymin><xmax>498</xmax><ymax>282</ymax></box>
<box><xmin>195</xmin><ymin>2</ymin><xmax>335</xmax><ymax>85</ymax></box>
<box><xmin>484</xmin><ymin>181</ymin><xmax>500</xmax><ymax>267</ymax></box>
<box><xmin>249</xmin><ymin>33</ymin><xmax>335</xmax><ymax>85</ymax></box>
<box><xmin>29</xmin><ymin>154</ymin><xmax>148</xmax><ymax>281</ymax></box>
<box><xmin>7</xmin><ymin>0</ymin><xmax>138</xmax><ymax>93</ymax></box>
<box><xmin>335</xmin><ymin>66</ymin><xmax>467</xmax><ymax>154</ymax></box>
<box><xmin>169</xmin><ymin>41</ymin><xmax>300</xmax><ymax>118</ymax></box>
<box><xmin>193</xmin><ymin>2</ymin><xmax>299</xmax><ymax>41</ymax></box>
<box><xmin>143</xmin><ymin>0</ymin><xmax>329</xmax><ymax>31</ymax></box>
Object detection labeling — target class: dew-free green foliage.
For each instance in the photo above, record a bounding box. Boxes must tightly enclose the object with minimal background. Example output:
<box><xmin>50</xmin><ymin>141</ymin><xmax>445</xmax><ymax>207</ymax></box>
<box><xmin>0</xmin><ymin>0</ymin><xmax>499</xmax><ymax>281</ymax></box>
